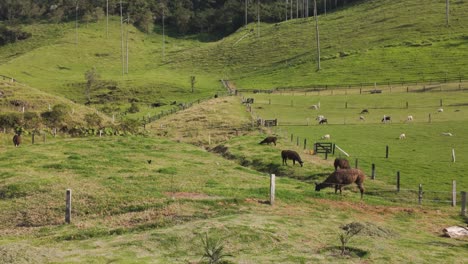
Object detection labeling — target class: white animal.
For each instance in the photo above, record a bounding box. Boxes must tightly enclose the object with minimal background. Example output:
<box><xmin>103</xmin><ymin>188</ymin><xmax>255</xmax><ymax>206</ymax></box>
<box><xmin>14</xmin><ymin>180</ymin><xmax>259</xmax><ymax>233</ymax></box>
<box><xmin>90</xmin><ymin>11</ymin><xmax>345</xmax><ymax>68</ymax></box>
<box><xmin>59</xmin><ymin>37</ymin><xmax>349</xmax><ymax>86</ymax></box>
<box><xmin>407</xmin><ymin>115</ymin><xmax>413</xmax><ymax>121</ymax></box>
<box><xmin>321</xmin><ymin>134</ymin><xmax>331</xmax><ymax>140</ymax></box>
<box><xmin>316</xmin><ymin>115</ymin><xmax>325</xmax><ymax>121</ymax></box>
<box><xmin>437</xmin><ymin>108</ymin><xmax>444</xmax><ymax>112</ymax></box>
<box><xmin>441</xmin><ymin>132</ymin><xmax>453</xmax><ymax>136</ymax></box>
<box><xmin>399</xmin><ymin>133</ymin><xmax>406</xmax><ymax>139</ymax></box>
<box><xmin>310</xmin><ymin>105</ymin><xmax>319</xmax><ymax>110</ymax></box>
<box><xmin>359</xmin><ymin>115</ymin><xmax>365</xmax><ymax>121</ymax></box>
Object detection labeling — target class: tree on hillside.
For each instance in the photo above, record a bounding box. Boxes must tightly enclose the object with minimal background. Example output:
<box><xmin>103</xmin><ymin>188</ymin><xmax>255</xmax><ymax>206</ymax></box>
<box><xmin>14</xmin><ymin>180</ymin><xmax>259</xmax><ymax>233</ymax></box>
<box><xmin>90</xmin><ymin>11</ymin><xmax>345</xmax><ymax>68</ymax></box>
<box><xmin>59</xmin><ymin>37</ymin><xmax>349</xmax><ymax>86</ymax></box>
<box><xmin>85</xmin><ymin>67</ymin><xmax>100</xmax><ymax>103</ymax></box>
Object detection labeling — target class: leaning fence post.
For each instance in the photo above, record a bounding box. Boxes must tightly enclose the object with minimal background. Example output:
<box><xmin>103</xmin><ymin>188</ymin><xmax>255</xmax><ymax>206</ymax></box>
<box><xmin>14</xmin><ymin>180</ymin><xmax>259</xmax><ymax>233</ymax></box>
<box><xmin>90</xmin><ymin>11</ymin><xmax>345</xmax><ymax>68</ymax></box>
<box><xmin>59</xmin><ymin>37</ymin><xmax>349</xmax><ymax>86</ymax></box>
<box><xmin>396</xmin><ymin>171</ymin><xmax>400</xmax><ymax>192</ymax></box>
<box><xmin>371</xmin><ymin>164</ymin><xmax>376</xmax><ymax>180</ymax></box>
<box><xmin>270</xmin><ymin>174</ymin><xmax>276</xmax><ymax>206</ymax></box>
<box><xmin>65</xmin><ymin>189</ymin><xmax>72</xmax><ymax>224</ymax></box>
<box><xmin>452</xmin><ymin>180</ymin><xmax>456</xmax><ymax>207</ymax></box>
<box><xmin>461</xmin><ymin>191</ymin><xmax>466</xmax><ymax>217</ymax></box>
<box><xmin>418</xmin><ymin>184</ymin><xmax>423</xmax><ymax>205</ymax></box>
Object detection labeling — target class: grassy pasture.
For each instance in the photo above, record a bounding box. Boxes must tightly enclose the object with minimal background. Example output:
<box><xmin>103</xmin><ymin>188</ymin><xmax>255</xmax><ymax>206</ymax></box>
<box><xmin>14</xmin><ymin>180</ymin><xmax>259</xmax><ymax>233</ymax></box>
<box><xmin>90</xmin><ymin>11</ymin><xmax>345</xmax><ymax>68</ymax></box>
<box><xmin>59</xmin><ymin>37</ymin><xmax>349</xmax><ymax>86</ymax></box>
<box><xmin>244</xmin><ymin>89</ymin><xmax>468</xmax><ymax>196</ymax></box>
<box><xmin>0</xmin><ymin>98</ymin><xmax>467</xmax><ymax>263</ymax></box>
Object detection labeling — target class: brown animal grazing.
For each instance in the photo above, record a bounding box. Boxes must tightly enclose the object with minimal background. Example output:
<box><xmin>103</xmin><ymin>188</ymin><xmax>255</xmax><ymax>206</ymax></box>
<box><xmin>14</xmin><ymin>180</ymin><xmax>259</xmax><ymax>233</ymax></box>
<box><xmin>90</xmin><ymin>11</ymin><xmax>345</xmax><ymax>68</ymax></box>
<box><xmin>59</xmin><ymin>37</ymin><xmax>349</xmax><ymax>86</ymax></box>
<box><xmin>13</xmin><ymin>134</ymin><xmax>21</xmax><ymax>147</ymax></box>
<box><xmin>315</xmin><ymin>168</ymin><xmax>366</xmax><ymax>198</ymax></box>
<box><xmin>259</xmin><ymin>136</ymin><xmax>277</xmax><ymax>146</ymax></box>
<box><xmin>281</xmin><ymin>150</ymin><xmax>303</xmax><ymax>167</ymax></box>
<box><xmin>334</xmin><ymin>158</ymin><xmax>351</xmax><ymax>171</ymax></box>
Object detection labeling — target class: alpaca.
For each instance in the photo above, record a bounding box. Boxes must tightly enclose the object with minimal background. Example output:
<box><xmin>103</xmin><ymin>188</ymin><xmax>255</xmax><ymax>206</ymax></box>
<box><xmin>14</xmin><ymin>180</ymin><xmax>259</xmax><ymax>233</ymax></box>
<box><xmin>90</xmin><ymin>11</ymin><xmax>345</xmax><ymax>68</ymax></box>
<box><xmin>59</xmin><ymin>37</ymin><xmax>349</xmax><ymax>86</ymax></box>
<box><xmin>318</xmin><ymin>118</ymin><xmax>328</xmax><ymax>125</ymax></box>
<box><xmin>281</xmin><ymin>150</ymin><xmax>303</xmax><ymax>167</ymax></box>
<box><xmin>259</xmin><ymin>136</ymin><xmax>277</xmax><ymax>146</ymax></box>
<box><xmin>315</xmin><ymin>168</ymin><xmax>366</xmax><ymax>198</ymax></box>
<box><xmin>13</xmin><ymin>134</ymin><xmax>21</xmax><ymax>147</ymax></box>
<box><xmin>334</xmin><ymin>158</ymin><xmax>350</xmax><ymax>171</ymax></box>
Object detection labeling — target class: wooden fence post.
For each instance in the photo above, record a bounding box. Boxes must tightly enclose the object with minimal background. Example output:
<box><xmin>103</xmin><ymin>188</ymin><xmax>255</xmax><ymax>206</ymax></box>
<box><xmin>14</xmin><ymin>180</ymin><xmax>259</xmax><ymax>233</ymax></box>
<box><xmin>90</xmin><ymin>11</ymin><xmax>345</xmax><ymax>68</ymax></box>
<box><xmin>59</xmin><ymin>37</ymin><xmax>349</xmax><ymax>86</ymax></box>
<box><xmin>418</xmin><ymin>184</ymin><xmax>423</xmax><ymax>205</ymax></box>
<box><xmin>296</xmin><ymin>136</ymin><xmax>299</xmax><ymax>146</ymax></box>
<box><xmin>65</xmin><ymin>189</ymin><xmax>72</xmax><ymax>224</ymax></box>
<box><xmin>440</xmin><ymin>99</ymin><xmax>443</xmax><ymax>107</ymax></box>
<box><xmin>43</xmin><ymin>133</ymin><xmax>46</xmax><ymax>143</ymax></box>
<box><xmin>303</xmin><ymin>138</ymin><xmax>307</xmax><ymax>150</ymax></box>
<box><xmin>32</xmin><ymin>132</ymin><xmax>35</xmax><ymax>144</ymax></box>
<box><xmin>270</xmin><ymin>174</ymin><xmax>276</xmax><ymax>206</ymax></box>
<box><xmin>406</xmin><ymin>102</ymin><xmax>409</xmax><ymax>109</ymax></box>
<box><xmin>461</xmin><ymin>191</ymin><xmax>466</xmax><ymax>217</ymax></box>
<box><xmin>355</xmin><ymin>158</ymin><xmax>358</xmax><ymax>169</ymax></box>
<box><xmin>291</xmin><ymin>134</ymin><xmax>293</xmax><ymax>142</ymax></box>
<box><xmin>371</xmin><ymin>164</ymin><xmax>375</xmax><ymax>180</ymax></box>
<box><xmin>428</xmin><ymin>113</ymin><xmax>432</xmax><ymax>123</ymax></box>
<box><xmin>452</xmin><ymin>149</ymin><xmax>456</xmax><ymax>163</ymax></box>
<box><xmin>385</xmin><ymin>145</ymin><xmax>389</xmax><ymax>159</ymax></box>
<box><xmin>397</xmin><ymin>171</ymin><xmax>400</xmax><ymax>192</ymax></box>
<box><xmin>452</xmin><ymin>180</ymin><xmax>456</xmax><ymax>207</ymax></box>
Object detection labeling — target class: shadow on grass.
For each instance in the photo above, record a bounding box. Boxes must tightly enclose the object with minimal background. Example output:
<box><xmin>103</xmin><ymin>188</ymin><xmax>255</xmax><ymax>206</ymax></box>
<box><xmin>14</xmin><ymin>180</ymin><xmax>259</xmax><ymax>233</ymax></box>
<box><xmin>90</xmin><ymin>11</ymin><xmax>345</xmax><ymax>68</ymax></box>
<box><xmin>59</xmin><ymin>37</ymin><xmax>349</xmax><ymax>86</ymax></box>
<box><xmin>319</xmin><ymin>246</ymin><xmax>369</xmax><ymax>259</ymax></box>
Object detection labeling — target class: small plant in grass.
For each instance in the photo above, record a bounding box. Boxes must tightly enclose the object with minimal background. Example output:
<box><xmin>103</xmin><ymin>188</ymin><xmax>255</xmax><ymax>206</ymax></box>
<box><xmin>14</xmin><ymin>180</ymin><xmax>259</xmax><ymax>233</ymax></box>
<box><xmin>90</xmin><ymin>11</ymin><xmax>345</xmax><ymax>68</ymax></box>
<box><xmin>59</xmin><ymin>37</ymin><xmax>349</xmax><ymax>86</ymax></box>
<box><xmin>339</xmin><ymin>222</ymin><xmax>364</xmax><ymax>256</ymax></box>
<box><xmin>199</xmin><ymin>232</ymin><xmax>232</xmax><ymax>264</ymax></box>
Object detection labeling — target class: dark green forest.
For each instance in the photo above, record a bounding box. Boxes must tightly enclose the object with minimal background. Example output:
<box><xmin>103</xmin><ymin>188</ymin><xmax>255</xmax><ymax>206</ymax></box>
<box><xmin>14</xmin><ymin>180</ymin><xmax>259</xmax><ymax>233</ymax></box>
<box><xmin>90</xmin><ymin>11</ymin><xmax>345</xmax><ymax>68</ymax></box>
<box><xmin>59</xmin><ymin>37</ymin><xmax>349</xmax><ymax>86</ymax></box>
<box><xmin>0</xmin><ymin>0</ymin><xmax>361</xmax><ymax>38</ymax></box>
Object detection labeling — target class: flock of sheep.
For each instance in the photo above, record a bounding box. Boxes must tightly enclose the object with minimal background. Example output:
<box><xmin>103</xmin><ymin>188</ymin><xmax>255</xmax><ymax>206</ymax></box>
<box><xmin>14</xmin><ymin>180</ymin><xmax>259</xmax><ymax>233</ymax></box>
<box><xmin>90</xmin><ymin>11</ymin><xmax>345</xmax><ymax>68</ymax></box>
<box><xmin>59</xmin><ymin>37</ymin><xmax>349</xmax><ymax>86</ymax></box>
<box><xmin>260</xmin><ymin>136</ymin><xmax>366</xmax><ymax>198</ymax></box>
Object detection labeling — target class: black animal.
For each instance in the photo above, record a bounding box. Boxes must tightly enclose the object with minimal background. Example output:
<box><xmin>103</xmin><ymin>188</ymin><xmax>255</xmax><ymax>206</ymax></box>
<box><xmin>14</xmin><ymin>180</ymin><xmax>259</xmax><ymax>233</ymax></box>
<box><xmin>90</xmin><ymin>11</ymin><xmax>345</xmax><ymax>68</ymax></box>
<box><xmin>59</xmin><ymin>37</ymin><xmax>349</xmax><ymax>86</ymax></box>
<box><xmin>334</xmin><ymin>158</ymin><xmax>350</xmax><ymax>171</ymax></box>
<box><xmin>381</xmin><ymin>116</ymin><xmax>391</xmax><ymax>122</ymax></box>
<box><xmin>318</xmin><ymin>118</ymin><xmax>328</xmax><ymax>125</ymax></box>
<box><xmin>259</xmin><ymin>136</ymin><xmax>277</xmax><ymax>146</ymax></box>
<box><xmin>281</xmin><ymin>150</ymin><xmax>303</xmax><ymax>167</ymax></box>
<box><xmin>315</xmin><ymin>168</ymin><xmax>366</xmax><ymax>198</ymax></box>
<box><xmin>360</xmin><ymin>109</ymin><xmax>369</xmax><ymax>114</ymax></box>
<box><xmin>13</xmin><ymin>134</ymin><xmax>21</xmax><ymax>147</ymax></box>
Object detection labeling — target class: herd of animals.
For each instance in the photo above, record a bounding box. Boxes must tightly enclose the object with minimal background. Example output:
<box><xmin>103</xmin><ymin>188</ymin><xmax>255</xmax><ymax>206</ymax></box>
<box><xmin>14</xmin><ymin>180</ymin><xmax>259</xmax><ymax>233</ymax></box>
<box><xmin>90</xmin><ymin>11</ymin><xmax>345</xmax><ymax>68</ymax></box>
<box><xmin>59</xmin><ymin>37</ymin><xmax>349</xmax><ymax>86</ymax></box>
<box><xmin>260</xmin><ymin>136</ymin><xmax>366</xmax><ymax>198</ymax></box>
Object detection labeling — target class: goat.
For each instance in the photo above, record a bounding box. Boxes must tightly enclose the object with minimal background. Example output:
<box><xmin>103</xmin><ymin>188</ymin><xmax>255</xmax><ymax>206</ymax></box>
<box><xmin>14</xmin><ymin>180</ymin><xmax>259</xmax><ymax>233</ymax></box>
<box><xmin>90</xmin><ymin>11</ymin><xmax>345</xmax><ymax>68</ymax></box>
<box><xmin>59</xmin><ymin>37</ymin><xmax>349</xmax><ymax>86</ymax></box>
<box><xmin>407</xmin><ymin>115</ymin><xmax>413</xmax><ymax>121</ymax></box>
<box><xmin>316</xmin><ymin>115</ymin><xmax>325</xmax><ymax>121</ymax></box>
<box><xmin>399</xmin><ymin>133</ymin><xmax>406</xmax><ymax>139</ymax></box>
<box><xmin>13</xmin><ymin>133</ymin><xmax>21</xmax><ymax>147</ymax></box>
<box><xmin>318</xmin><ymin>118</ymin><xmax>328</xmax><ymax>125</ymax></box>
<box><xmin>315</xmin><ymin>168</ymin><xmax>366</xmax><ymax>198</ymax></box>
<box><xmin>259</xmin><ymin>136</ymin><xmax>277</xmax><ymax>146</ymax></box>
<box><xmin>359</xmin><ymin>115</ymin><xmax>365</xmax><ymax>121</ymax></box>
<box><xmin>281</xmin><ymin>150</ymin><xmax>304</xmax><ymax>167</ymax></box>
<box><xmin>360</xmin><ymin>109</ymin><xmax>369</xmax><ymax>114</ymax></box>
<box><xmin>321</xmin><ymin>134</ymin><xmax>331</xmax><ymax>140</ymax></box>
<box><xmin>382</xmin><ymin>116</ymin><xmax>391</xmax><ymax>123</ymax></box>
<box><xmin>334</xmin><ymin>158</ymin><xmax>350</xmax><ymax>171</ymax></box>
<box><xmin>310</xmin><ymin>105</ymin><xmax>319</xmax><ymax>110</ymax></box>
<box><xmin>437</xmin><ymin>108</ymin><xmax>444</xmax><ymax>113</ymax></box>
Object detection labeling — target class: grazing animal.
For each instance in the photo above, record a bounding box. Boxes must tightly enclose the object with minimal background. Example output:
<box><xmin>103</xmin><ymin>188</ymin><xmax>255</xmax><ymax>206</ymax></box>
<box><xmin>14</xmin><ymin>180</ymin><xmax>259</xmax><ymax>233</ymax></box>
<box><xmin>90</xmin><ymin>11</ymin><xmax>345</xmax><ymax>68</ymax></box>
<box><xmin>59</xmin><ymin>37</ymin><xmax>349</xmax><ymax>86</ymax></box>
<box><xmin>407</xmin><ymin>115</ymin><xmax>413</xmax><ymax>121</ymax></box>
<box><xmin>441</xmin><ymin>132</ymin><xmax>453</xmax><ymax>136</ymax></box>
<box><xmin>321</xmin><ymin>134</ymin><xmax>331</xmax><ymax>140</ymax></box>
<box><xmin>281</xmin><ymin>150</ymin><xmax>304</xmax><ymax>167</ymax></box>
<box><xmin>259</xmin><ymin>136</ymin><xmax>277</xmax><ymax>146</ymax></box>
<box><xmin>382</xmin><ymin>116</ymin><xmax>391</xmax><ymax>123</ymax></box>
<box><xmin>315</xmin><ymin>168</ymin><xmax>366</xmax><ymax>198</ymax></box>
<box><xmin>360</xmin><ymin>109</ymin><xmax>369</xmax><ymax>114</ymax></box>
<box><xmin>318</xmin><ymin>118</ymin><xmax>328</xmax><ymax>125</ymax></box>
<box><xmin>334</xmin><ymin>158</ymin><xmax>351</xmax><ymax>171</ymax></box>
<box><xmin>13</xmin><ymin>134</ymin><xmax>21</xmax><ymax>147</ymax></box>
<box><xmin>399</xmin><ymin>133</ymin><xmax>406</xmax><ymax>139</ymax></box>
<box><xmin>359</xmin><ymin>115</ymin><xmax>365</xmax><ymax>121</ymax></box>
<box><xmin>316</xmin><ymin>115</ymin><xmax>325</xmax><ymax>121</ymax></box>
<box><xmin>437</xmin><ymin>108</ymin><xmax>444</xmax><ymax>113</ymax></box>
<box><xmin>310</xmin><ymin>104</ymin><xmax>319</xmax><ymax>110</ymax></box>
<box><xmin>147</xmin><ymin>160</ymin><xmax>152</xmax><ymax>164</ymax></box>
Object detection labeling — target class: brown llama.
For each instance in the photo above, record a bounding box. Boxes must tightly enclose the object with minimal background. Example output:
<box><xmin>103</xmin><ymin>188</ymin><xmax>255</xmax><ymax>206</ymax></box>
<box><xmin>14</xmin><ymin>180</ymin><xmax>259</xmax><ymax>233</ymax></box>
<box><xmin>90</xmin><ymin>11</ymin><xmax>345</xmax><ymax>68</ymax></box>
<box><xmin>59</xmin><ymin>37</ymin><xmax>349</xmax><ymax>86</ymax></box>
<box><xmin>334</xmin><ymin>158</ymin><xmax>351</xmax><ymax>171</ymax></box>
<box><xmin>259</xmin><ymin>136</ymin><xmax>277</xmax><ymax>146</ymax></box>
<box><xmin>281</xmin><ymin>150</ymin><xmax>303</xmax><ymax>167</ymax></box>
<box><xmin>315</xmin><ymin>168</ymin><xmax>366</xmax><ymax>198</ymax></box>
<box><xmin>13</xmin><ymin>134</ymin><xmax>21</xmax><ymax>147</ymax></box>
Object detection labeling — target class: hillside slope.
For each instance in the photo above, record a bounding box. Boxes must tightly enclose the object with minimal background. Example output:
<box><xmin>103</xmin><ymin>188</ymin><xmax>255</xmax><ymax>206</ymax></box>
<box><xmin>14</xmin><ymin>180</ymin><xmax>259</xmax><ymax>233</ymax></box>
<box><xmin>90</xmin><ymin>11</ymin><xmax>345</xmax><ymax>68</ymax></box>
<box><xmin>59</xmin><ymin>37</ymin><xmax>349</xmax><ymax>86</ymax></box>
<box><xmin>179</xmin><ymin>0</ymin><xmax>468</xmax><ymax>88</ymax></box>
